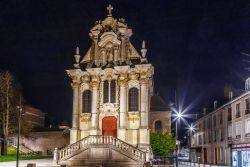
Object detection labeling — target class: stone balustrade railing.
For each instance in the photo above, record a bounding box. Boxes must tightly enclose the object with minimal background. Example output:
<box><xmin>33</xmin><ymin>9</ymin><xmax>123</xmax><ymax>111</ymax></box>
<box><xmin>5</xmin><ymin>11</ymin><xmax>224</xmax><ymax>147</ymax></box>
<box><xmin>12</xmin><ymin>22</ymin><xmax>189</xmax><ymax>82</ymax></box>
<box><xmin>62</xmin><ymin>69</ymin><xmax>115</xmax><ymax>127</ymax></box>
<box><xmin>54</xmin><ymin>135</ymin><xmax>146</xmax><ymax>164</ymax></box>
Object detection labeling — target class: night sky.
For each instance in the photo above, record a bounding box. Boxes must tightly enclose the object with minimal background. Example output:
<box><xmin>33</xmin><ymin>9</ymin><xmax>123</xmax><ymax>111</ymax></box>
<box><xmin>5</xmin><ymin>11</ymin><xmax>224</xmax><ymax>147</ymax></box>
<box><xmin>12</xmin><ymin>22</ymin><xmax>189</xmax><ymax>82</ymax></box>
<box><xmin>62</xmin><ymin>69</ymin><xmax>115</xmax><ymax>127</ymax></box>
<box><xmin>1</xmin><ymin>0</ymin><xmax>250</xmax><ymax>126</ymax></box>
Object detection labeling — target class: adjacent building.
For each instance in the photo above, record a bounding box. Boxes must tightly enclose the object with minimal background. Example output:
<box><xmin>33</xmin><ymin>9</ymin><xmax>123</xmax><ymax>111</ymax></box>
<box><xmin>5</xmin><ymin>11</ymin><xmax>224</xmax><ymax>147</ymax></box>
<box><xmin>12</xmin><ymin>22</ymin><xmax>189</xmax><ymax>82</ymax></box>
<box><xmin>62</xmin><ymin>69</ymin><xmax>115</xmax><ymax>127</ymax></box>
<box><xmin>190</xmin><ymin>79</ymin><xmax>250</xmax><ymax>167</ymax></box>
<box><xmin>23</xmin><ymin>105</ymin><xmax>45</xmax><ymax>128</ymax></box>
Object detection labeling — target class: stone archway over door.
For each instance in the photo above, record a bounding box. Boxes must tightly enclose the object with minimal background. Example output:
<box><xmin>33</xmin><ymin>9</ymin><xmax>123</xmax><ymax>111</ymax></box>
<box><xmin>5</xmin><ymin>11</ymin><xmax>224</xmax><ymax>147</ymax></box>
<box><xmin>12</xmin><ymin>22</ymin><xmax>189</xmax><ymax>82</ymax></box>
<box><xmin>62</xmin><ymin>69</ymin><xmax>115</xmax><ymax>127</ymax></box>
<box><xmin>102</xmin><ymin>116</ymin><xmax>117</xmax><ymax>138</ymax></box>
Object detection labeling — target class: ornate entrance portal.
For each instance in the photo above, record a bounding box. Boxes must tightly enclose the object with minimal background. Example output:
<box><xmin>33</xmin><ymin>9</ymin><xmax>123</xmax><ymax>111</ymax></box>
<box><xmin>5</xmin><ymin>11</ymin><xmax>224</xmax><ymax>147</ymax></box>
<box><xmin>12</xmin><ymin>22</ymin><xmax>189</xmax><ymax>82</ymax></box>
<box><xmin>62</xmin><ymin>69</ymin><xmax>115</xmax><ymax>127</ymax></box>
<box><xmin>102</xmin><ymin>116</ymin><xmax>117</xmax><ymax>138</ymax></box>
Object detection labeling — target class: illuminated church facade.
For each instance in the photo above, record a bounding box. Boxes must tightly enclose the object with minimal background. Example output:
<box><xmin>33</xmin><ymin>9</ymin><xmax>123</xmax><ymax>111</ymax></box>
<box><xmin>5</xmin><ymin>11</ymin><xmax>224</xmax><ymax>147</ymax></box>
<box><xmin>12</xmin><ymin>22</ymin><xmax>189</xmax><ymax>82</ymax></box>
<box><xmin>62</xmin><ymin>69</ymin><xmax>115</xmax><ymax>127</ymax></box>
<box><xmin>56</xmin><ymin>5</ymin><xmax>171</xmax><ymax>166</ymax></box>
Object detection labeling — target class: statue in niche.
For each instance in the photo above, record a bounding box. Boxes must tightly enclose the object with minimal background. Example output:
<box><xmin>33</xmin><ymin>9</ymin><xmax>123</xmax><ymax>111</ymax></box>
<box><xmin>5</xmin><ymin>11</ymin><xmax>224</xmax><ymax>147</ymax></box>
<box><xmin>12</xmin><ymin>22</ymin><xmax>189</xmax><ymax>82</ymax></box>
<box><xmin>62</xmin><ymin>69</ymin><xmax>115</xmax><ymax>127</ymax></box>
<box><xmin>107</xmin><ymin>48</ymin><xmax>113</xmax><ymax>62</ymax></box>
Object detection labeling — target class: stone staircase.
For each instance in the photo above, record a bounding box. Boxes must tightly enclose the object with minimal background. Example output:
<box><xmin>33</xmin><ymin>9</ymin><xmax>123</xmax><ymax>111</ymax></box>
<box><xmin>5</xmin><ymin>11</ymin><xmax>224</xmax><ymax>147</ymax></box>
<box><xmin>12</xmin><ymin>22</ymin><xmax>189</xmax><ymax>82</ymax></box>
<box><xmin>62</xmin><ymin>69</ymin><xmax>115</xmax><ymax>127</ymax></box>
<box><xmin>54</xmin><ymin>135</ymin><xmax>147</xmax><ymax>167</ymax></box>
<box><xmin>11</xmin><ymin>144</ymin><xmax>39</xmax><ymax>155</ymax></box>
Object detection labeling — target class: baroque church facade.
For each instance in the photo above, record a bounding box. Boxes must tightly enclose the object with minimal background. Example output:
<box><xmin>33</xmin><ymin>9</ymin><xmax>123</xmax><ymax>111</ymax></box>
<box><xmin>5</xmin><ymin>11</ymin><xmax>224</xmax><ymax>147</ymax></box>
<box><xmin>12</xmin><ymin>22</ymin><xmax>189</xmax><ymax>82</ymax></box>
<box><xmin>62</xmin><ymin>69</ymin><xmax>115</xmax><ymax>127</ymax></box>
<box><xmin>55</xmin><ymin>5</ymin><xmax>171</xmax><ymax>166</ymax></box>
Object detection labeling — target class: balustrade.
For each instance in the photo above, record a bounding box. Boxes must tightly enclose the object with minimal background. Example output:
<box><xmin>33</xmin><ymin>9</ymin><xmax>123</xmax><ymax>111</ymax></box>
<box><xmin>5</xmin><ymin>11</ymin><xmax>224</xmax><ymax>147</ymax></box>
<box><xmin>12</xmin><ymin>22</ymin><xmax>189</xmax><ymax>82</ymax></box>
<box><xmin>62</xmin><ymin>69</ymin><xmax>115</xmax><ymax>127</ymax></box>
<box><xmin>55</xmin><ymin>135</ymin><xmax>146</xmax><ymax>163</ymax></box>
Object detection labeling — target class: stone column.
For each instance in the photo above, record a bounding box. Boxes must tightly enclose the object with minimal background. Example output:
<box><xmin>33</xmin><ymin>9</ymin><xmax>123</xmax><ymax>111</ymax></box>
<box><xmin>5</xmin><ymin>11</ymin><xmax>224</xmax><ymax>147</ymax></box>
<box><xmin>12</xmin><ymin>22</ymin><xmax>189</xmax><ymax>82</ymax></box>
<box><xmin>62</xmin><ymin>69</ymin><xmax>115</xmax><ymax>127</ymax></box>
<box><xmin>119</xmin><ymin>81</ymin><xmax>127</xmax><ymax>128</ymax></box>
<box><xmin>71</xmin><ymin>82</ymin><xmax>79</xmax><ymax>129</ymax></box>
<box><xmin>139</xmin><ymin>78</ymin><xmax>150</xmax><ymax>146</ymax></box>
<box><xmin>91</xmin><ymin>81</ymin><xmax>98</xmax><ymax>128</ymax></box>
<box><xmin>117</xmin><ymin>77</ymin><xmax>127</xmax><ymax>141</ymax></box>
<box><xmin>140</xmin><ymin>80</ymin><xmax>149</xmax><ymax>128</ymax></box>
<box><xmin>70</xmin><ymin>81</ymin><xmax>79</xmax><ymax>143</ymax></box>
<box><xmin>120</xmin><ymin>35</ymin><xmax>126</xmax><ymax>63</ymax></box>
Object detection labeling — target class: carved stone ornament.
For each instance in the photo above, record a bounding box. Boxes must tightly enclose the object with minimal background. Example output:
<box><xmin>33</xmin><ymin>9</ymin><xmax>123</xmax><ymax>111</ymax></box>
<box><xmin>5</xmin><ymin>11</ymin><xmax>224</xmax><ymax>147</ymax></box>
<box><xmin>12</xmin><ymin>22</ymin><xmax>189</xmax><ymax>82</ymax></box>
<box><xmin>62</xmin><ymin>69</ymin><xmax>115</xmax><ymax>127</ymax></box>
<box><xmin>81</xmin><ymin>75</ymin><xmax>90</xmax><ymax>83</ymax></box>
<box><xmin>128</xmin><ymin>112</ymin><xmax>140</xmax><ymax>121</ymax></box>
<box><xmin>71</xmin><ymin>81</ymin><xmax>79</xmax><ymax>89</ymax></box>
<box><xmin>128</xmin><ymin>71</ymin><xmax>139</xmax><ymax>80</ymax></box>
<box><xmin>102</xmin><ymin>103</ymin><xmax>118</xmax><ymax>116</ymax></box>
<box><xmin>80</xmin><ymin>113</ymin><xmax>91</xmax><ymax>122</ymax></box>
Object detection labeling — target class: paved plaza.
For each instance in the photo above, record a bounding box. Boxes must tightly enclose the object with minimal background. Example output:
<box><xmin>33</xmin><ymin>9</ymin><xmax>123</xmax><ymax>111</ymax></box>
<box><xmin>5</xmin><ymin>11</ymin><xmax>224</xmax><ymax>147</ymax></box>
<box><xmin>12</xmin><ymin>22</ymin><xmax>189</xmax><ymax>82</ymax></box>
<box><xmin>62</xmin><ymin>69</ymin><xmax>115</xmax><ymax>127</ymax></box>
<box><xmin>0</xmin><ymin>158</ymin><xmax>56</xmax><ymax>167</ymax></box>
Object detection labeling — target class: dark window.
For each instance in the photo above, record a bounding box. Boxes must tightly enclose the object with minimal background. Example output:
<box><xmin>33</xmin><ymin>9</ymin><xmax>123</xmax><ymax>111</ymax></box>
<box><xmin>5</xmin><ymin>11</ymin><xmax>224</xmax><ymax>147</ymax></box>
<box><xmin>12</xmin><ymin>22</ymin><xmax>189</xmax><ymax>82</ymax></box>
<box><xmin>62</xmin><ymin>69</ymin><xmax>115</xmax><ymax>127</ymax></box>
<box><xmin>103</xmin><ymin>80</ymin><xmax>109</xmax><ymax>103</ymax></box>
<box><xmin>228</xmin><ymin>108</ymin><xmax>232</xmax><ymax>121</ymax></box>
<box><xmin>246</xmin><ymin>99</ymin><xmax>250</xmax><ymax>114</ymax></box>
<box><xmin>213</xmin><ymin>130</ymin><xmax>217</xmax><ymax>142</ymax></box>
<box><xmin>213</xmin><ymin>115</ymin><xmax>216</xmax><ymax>127</ymax></box>
<box><xmin>203</xmin><ymin>133</ymin><xmax>206</xmax><ymax>144</ymax></box>
<box><xmin>220</xmin><ymin>129</ymin><xmax>224</xmax><ymax>141</ymax></box>
<box><xmin>155</xmin><ymin>120</ymin><xmax>162</xmax><ymax>132</ymax></box>
<box><xmin>129</xmin><ymin>88</ymin><xmax>139</xmax><ymax>111</ymax></box>
<box><xmin>219</xmin><ymin>112</ymin><xmax>223</xmax><ymax>125</ymax></box>
<box><xmin>110</xmin><ymin>80</ymin><xmax>116</xmax><ymax>103</ymax></box>
<box><xmin>203</xmin><ymin>120</ymin><xmax>206</xmax><ymax>130</ymax></box>
<box><xmin>236</xmin><ymin>103</ymin><xmax>241</xmax><ymax>118</ymax></box>
<box><xmin>82</xmin><ymin>90</ymin><xmax>92</xmax><ymax>113</ymax></box>
<box><xmin>207</xmin><ymin>118</ymin><xmax>211</xmax><ymax>129</ymax></box>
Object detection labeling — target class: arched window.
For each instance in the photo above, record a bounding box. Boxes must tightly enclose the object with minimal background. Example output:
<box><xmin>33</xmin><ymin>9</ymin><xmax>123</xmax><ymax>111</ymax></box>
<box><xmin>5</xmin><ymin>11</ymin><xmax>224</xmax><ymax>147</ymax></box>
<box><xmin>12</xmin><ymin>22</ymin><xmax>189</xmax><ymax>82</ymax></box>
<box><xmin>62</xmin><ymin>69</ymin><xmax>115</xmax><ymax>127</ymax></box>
<box><xmin>82</xmin><ymin>90</ymin><xmax>92</xmax><ymax>113</ymax></box>
<box><xmin>128</xmin><ymin>87</ymin><xmax>139</xmax><ymax>111</ymax></box>
<box><xmin>103</xmin><ymin>79</ymin><xmax>116</xmax><ymax>104</ymax></box>
<box><xmin>103</xmin><ymin>80</ymin><xmax>109</xmax><ymax>103</ymax></box>
<box><xmin>155</xmin><ymin>120</ymin><xmax>162</xmax><ymax>132</ymax></box>
<box><xmin>110</xmin><ymin>80</ymin><xmax>116</xmax><ymax>103</ymax></box>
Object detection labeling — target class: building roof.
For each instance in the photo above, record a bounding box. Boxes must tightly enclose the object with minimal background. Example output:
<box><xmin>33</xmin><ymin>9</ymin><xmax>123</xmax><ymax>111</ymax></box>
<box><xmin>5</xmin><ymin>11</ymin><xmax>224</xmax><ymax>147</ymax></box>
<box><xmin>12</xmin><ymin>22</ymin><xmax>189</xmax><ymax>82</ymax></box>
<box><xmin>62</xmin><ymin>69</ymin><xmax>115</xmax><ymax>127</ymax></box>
<box><xmin>150</xmin><ymin>94</ymin><xmax>170</xmax><ymax>112</ymax></box>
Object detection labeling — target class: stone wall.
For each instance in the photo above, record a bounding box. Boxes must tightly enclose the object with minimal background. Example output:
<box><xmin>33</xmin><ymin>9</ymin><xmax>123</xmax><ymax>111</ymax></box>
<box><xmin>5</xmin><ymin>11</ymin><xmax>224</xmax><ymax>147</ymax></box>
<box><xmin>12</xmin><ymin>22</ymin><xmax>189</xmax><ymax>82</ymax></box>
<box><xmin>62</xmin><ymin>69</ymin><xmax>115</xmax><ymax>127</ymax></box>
<box><xmin>21</xmin><ymin>130</ymin><xmax>69</xmax><ymax>155</ymax></box>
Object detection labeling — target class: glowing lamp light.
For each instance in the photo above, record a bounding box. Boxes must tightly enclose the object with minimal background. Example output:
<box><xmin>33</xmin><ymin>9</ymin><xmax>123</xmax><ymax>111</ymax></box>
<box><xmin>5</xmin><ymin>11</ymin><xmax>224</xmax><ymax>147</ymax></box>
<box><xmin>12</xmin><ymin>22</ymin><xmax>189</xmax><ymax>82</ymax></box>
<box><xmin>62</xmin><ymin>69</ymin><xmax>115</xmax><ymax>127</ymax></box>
<box><xmin>177</xmin><ymin>112</ymin><xmax>182</xmax><ymax>118</ymax></box>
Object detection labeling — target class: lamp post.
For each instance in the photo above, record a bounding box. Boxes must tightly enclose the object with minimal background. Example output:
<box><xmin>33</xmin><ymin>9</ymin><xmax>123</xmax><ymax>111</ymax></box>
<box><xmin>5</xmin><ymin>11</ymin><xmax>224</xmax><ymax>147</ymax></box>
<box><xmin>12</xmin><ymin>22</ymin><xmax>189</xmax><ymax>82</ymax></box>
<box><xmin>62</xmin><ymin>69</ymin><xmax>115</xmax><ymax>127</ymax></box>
<box><xmin>16</xmin><ymin>105</ymin><xmax>22</xmax><ymax>167</ymax></box>
<box><xmin>175</xmin><ymin>112</ymin><xmax>182</xmax><ymax>167</ymax></box>
<box><xmin>188</xmin><ymin>124</ymin><xmax>195</xmax><ymax>166</ymax></box>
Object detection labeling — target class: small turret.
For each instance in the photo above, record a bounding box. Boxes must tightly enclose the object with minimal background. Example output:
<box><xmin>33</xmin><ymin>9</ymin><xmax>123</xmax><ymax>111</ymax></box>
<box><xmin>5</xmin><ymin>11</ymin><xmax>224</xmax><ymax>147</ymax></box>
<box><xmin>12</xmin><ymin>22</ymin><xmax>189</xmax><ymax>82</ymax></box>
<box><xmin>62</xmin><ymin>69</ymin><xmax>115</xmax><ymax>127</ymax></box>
<box><xmin>141</xmin><ymin>40</ymin><xmax>148</xmax><ymax>63</ymax></box>
<box><xmin>74</xmin><ymin>47</ymin><xmax>81</xmax><ymax>68</ymax></box>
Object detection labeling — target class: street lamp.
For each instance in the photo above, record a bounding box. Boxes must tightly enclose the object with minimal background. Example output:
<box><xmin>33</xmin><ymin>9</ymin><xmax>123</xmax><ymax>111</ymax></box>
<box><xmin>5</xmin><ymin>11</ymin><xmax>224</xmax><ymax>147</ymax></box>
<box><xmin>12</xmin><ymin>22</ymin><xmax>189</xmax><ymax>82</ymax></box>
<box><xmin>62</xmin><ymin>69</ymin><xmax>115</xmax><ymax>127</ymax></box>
<box><xmin>175</xmin><ymin>112</ymin><xmax>183</xmax><ymax>167</ymax></box>
<box><xmin>187</xmin><ymin>124</ymin><xmax>195</xmax><ymax>166</ymax></box>
<box><xmin>16</xmin><ymin>105</ymin><xmax>22</xmax><ymax>167</ymax></box>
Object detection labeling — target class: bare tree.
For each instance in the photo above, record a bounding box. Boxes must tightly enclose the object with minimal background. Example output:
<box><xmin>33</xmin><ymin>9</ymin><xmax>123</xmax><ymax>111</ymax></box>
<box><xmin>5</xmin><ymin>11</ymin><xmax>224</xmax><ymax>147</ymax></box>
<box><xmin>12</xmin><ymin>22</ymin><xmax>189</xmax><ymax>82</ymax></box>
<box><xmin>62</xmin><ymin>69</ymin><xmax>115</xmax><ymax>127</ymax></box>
<box><xmin>0</xmin><ymin>71</ymin><xmax>26</xmax><ymax>155</ymax></box>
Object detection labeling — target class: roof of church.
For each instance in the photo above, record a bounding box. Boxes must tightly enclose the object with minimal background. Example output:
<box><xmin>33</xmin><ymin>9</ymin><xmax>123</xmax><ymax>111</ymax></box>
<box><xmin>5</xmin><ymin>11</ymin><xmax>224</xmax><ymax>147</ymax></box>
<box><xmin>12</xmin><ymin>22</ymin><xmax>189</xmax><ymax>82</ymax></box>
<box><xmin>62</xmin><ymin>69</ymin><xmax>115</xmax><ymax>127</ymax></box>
<box><xmin>150</xmin><ymin>94</ymin><xmax>171</xmax><ymax>112</ymax></box>
<box><xmin>72</xmin><ymin>4</ymin><xmax>148</xmax><ymax>70</ymax></box>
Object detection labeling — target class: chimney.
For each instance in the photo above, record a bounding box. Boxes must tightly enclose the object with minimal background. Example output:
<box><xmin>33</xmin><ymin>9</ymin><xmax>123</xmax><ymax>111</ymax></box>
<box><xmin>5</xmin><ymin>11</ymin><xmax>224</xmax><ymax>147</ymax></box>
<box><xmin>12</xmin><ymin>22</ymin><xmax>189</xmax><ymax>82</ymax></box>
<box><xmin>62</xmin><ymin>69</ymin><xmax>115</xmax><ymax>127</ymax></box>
<box><xmin>229</xmin><ymin>91</ymin><xmax>233</xmax><ymax>101</ymax></box>
<box><xmin>203</xmin><ymin>108</ymin><xmax>206</xmax><ymax>116</ymax></box>
<box><xmin>214</xmin><ymin>100</ymin><xmax>218</xmax><ymax>110</ymax></box>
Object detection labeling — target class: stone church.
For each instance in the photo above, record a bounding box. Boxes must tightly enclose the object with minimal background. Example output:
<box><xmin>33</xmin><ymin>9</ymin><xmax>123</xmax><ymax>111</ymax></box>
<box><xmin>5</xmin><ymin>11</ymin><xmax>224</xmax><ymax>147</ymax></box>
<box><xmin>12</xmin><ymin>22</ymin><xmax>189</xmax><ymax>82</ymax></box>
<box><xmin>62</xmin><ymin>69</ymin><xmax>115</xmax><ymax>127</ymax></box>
<box><xmin>54</xmin><ymin>5</ymin><xmax>171</xmax><ymax>167</ymax></box>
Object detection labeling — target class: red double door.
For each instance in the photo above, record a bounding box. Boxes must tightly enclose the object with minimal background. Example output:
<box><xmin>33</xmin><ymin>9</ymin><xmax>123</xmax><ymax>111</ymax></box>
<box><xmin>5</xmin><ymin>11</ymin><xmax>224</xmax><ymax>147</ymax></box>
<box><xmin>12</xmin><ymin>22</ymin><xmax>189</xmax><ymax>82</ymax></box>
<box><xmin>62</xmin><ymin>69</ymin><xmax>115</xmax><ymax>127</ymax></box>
<box><xmin>102</xmin><ymin>116</ymin><xmax>117</xmax><ymax>138</ymax></box>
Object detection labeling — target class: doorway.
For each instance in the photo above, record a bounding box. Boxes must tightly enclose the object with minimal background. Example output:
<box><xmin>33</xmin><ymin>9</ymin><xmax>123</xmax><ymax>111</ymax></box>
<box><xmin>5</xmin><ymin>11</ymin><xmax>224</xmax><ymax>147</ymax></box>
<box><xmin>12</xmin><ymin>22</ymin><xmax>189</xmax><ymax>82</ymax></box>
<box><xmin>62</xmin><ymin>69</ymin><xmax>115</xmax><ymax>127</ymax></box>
<box><xmin>204</xmin><ymin>148</ymin><xmax>207</xmax><ymax>164</ymax></box>
<box><xmin>102</xmin><ymin>116</ymin><xmax>117</xmax><ymax>138</ymax></box>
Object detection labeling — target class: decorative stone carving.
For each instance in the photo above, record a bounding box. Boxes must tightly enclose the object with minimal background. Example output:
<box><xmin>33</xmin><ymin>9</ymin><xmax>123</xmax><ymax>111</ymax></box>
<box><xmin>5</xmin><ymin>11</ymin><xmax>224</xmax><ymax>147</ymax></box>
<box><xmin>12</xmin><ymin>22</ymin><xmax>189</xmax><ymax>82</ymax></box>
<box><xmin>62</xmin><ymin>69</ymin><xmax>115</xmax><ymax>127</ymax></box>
<box><xmin>128</xmin><ymin>71</ymin><xmax>139</xmax><ymax>80</ymax></box>
<box><xmin>128</xmin><ymin>112</ymin><xmax>140</xmax><ymax>121</ymax></box>
<box><xmin>81</xmin><ymin>113</ymin><xmax>92</xmax><ymax>122</ymax></box>
<box><xmin>81</xmin><ymin>75</ymin><xmax>90</xmax><ymax>83</ymax></box>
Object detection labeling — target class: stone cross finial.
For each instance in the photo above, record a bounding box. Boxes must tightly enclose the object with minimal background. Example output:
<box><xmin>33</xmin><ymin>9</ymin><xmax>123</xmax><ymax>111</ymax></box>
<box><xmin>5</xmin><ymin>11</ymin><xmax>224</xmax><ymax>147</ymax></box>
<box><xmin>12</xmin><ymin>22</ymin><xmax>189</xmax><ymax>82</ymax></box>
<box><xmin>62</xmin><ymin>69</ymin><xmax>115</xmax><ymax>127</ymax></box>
<box><xmin>107</xmin><ymin>4</ymin><xmax>113</xmax><ymax>16</ymax></box>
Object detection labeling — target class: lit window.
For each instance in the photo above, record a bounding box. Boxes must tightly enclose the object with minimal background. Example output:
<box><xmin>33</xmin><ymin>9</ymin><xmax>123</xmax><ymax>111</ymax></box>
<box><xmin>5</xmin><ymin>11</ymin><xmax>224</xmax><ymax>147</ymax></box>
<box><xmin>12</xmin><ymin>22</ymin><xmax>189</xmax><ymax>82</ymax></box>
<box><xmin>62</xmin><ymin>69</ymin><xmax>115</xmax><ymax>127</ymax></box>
<box><xmin>235</xmin><ymin>121</ymin><xmax>241</xmax><ymax>139</ymax></box>
<box><xmin>82</xmin><ymin>90</ymin><xmax>92</xmax><ymax>113</ymax></box>
<box><xmin>228</xmin><ymin>124</ymin><xmax>232</xmax><ymax>139</ymax></box>
<box><xmin>128</xmin><ymin>87</ymin><xmax>139</xmax><ymax>111</ymax></box>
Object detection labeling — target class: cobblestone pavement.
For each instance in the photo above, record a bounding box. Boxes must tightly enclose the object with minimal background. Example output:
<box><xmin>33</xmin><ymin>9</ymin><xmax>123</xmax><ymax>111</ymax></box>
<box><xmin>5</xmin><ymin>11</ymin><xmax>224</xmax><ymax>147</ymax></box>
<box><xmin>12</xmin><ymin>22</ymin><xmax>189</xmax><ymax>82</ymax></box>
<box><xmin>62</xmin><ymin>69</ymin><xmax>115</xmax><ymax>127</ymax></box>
<box><xmin>0</xmin><ymin>158</ymin><xmax>57</xmax><ymax>167</ymax></box>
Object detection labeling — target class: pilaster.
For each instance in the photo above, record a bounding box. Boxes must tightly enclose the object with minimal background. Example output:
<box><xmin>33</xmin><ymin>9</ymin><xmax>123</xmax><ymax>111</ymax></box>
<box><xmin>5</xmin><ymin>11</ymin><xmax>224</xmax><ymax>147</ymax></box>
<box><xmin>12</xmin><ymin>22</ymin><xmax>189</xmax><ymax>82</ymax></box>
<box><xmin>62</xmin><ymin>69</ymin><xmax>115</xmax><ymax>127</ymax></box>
<box><xmin>91</xmin><ymin>79</ymin><xmax>99</xmax><ymax>130</ymax></box>
<box><xmin>119</xmin><ymin>74</ymin><xmax>127</xmax><ymax>128</ymax></box>
<box><xmin>71</xmin><ymin>81</ymin><xmax>80</xmax><ymax>129</ymax></box>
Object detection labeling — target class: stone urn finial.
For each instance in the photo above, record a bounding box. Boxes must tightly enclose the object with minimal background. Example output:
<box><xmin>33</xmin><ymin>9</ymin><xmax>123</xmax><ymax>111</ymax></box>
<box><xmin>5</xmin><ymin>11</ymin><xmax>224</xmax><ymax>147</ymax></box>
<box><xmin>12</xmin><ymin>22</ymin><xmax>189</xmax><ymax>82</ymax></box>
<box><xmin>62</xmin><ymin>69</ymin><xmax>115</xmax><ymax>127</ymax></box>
<box><xmin>74</xmin><ymin>47</ymin><xmax>81</xmax><ymax>64</ymax></box>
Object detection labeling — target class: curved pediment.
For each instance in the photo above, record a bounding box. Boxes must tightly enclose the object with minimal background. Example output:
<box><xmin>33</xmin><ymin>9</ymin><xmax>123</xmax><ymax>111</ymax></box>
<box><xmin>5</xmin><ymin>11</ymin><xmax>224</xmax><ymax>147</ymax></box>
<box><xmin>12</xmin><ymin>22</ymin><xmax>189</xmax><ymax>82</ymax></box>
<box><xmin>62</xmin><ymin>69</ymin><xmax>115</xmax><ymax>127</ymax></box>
<box><xmin>98</xmin><ymin>32</ymin><xmax>121</xmax><ymax>48</ymax></box>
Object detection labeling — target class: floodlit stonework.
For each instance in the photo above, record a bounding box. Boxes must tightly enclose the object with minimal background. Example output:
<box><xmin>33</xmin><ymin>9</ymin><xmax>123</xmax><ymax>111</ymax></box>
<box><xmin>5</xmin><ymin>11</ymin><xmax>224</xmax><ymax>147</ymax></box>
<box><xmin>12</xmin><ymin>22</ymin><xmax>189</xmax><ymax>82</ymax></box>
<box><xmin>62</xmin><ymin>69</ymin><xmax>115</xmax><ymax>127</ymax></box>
<box><xmin>54</xmin><ymin>4</ymin><xmax>171</xmax><ymax>166</ymax></box>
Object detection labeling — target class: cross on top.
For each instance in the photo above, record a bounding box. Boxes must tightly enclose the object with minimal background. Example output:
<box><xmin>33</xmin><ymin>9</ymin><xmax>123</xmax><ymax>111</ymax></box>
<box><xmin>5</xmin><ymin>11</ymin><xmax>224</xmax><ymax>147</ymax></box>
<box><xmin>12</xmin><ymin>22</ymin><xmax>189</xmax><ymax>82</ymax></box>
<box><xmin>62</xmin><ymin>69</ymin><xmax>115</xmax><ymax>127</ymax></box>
<box><xmin>107</xmin><ymin>4</ymin><xmax>113</xmax><ymax>16</ymax></box>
